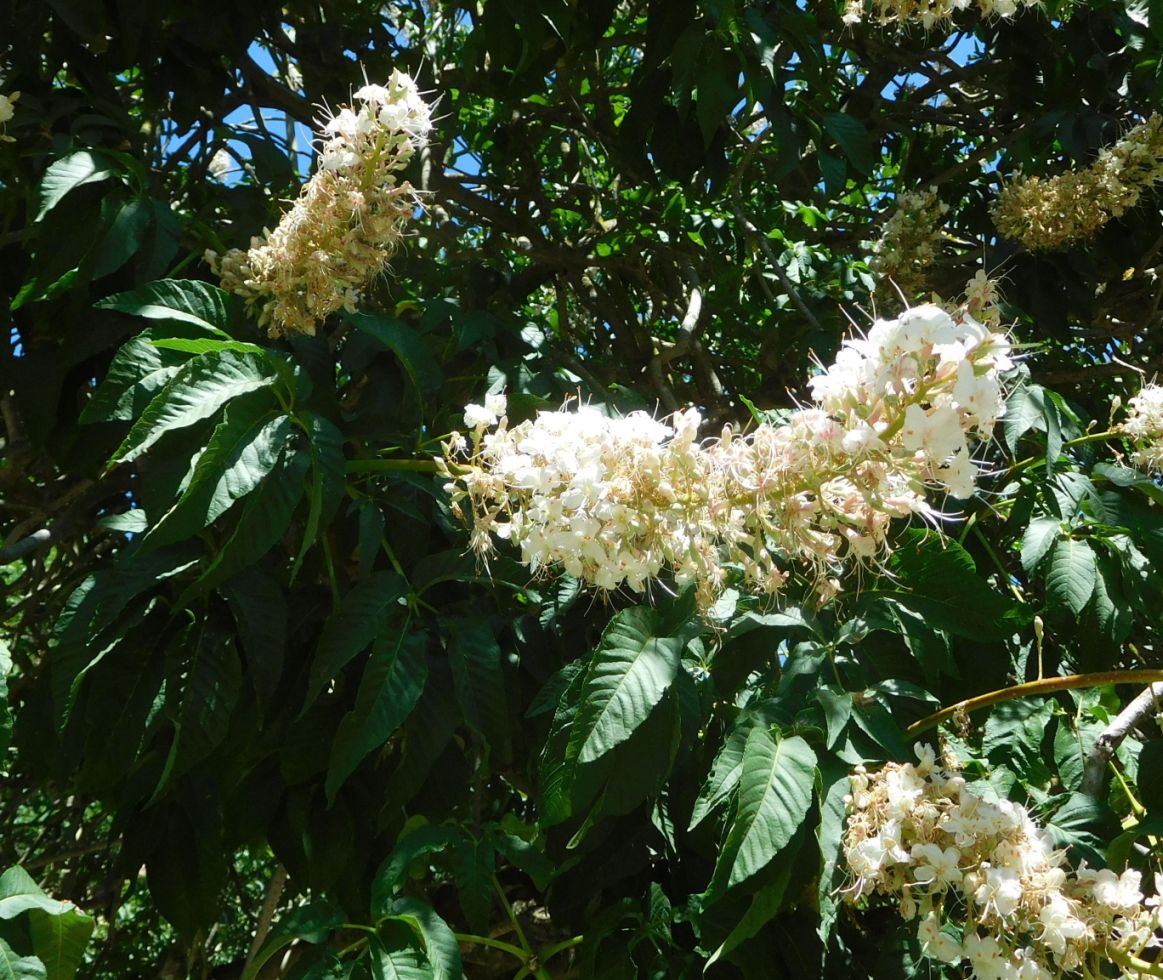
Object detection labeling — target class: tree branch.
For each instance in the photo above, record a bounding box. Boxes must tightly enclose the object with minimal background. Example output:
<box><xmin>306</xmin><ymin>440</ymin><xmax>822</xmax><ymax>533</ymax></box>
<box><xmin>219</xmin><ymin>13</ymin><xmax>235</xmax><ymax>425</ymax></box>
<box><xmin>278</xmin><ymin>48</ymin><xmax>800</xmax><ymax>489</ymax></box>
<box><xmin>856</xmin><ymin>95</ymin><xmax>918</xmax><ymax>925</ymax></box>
<box><xmin>1081</xmin><ymin>684</ymin><xmax>1163</xmax><ymax>799</ymax></box>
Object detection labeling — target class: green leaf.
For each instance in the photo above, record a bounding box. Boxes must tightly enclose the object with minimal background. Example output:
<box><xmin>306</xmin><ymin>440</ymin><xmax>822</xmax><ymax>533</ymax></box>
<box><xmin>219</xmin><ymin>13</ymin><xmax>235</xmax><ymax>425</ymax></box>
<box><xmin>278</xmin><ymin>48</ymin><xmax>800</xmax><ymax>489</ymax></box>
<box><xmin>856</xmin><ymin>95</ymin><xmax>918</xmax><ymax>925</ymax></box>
<box><xmin>222</xmin><ymin>568</ymin><xmax>286</xmax><ymax>720</ymax></box>
<box><xmin>35</xmin><ymin>151</ymin><xmax>120</xmax><ymax>221</ymax></box>
<box><xmin>1020</xmin><ymin>517</ymin><xmax>1060</xmax><ymax>573</ymax></box>
<box><xmin>689</xmin><ymin>725</ymin><xmax>749</xmax><ymax>831</ymax></box>
<box><xmin>27</xmin><ymin>906</ymin><xmax>93</xmax><ymax>980</ymax></box>
<box><xmin>241</xmin><ymin>901</ymin><xmax>344</xmax><ymax>980</ymax></box>
<box><xmin>152</xmin><ymin>629</ymin><xmax>242</xmax><ymax>798</ymax></box>
<box><xmin>0</xmin><ymin>938</ymin><xmax>45</xmax><ymax>980</ymax></box>
<box><xmin>112</xmin><ymin>350</ymin><xmax>278</xmax><ymax>464</ymax></box>
<box><xmin>96</xmin><ymin>279</ymin><xmax>241</xmax><ymax>334</ymax></box>
<box><xmin>93</xmin><ymin>196</ymin><xmax>152</xmax><ymax>278</ymax></box>
<box><xmin>447</xmin><ymin>619</ymin><xmax>511</xmax><ymax>764</ymax></box>
<box><xmin>706</xmin><ymin>730</ymin><xmax>815</xmax><ymax>898</ymax></box>
<box><xmin>144</xmin><ymin>400</ymin><xmax>291</xmax><ymax>547</ymax></box>
<box><xmin>1004</xmin><ymin>382</ymin><xmax>1047</xmax><ymax>453</ymax></box>
<box><xmin>371</xmin><ymin>826</ymin><xmax>463</xmax><ymax>916</ymax></box>
<box><xmin>706</xmin><ymin>830</ymin><xmax>805</xmax><ymax>966</ymax></box>
<box><xmin>384</xmin><ymin>900</ymin><xmax>463</xmax><ymax>980</ymax></box>
<box><xmin>1045</xmin><ymin>538</ymin><xmax>1098</xmax><ymax>617</ymax></box>
<box><xmin>823</xmin><ymin>112</ymin><xmax>877</xmax><ymax>175</ymax></box>
<box><xmin>148</xmin><ymin>337</ymin><xmax>266</xmax><ymax>355</ymax></box>
<box><xmin>566</xmin><ymin>606</ymin><xmax>684</xmax><ymax>765</ymax></box>
<box><xmin>344</xmin><ymin>313</ymin><xmax>442</xmax><ymax>393</ymax></box>
<box><xmin>0</xmin><ymin>868</ymin><xmax>70</xmax><ymax>920</ymax></box>
<box><xmin>869</xmin><ymin>534</ymin><xmax>1026</xmax><ymax>639</ymax></box>
<box><xmin>80</xmin><ymin>333</ymin><xmax>187</xmax><ymax>424</ymax></box>
<box><xmin>325</xmin><ymin>628</ymin><xmax>428</xmax><ymax>802</ymax></box>
<box><xmin>1046</xmin><ymin>792</ymin><xmax>1120</xmax><ymax>867</ymax></box>
<box><xmin>293</xmin><ymin>412</ymin><xmax>346</xmax><ymax>578</ymax></box>
<box><xmin>983</xmin><ymin>699</ymin><xmax>1054</xmax><ymax>778</ymax></box>
<box><xmin>368</xmin><ymin>931</ymin><xmax>434</xmax><ymax>980</ymax></box>
<box><xmin>305</xmin><ymin>572</ymin><xmax>407</xmax><ymax>708</ymax></box>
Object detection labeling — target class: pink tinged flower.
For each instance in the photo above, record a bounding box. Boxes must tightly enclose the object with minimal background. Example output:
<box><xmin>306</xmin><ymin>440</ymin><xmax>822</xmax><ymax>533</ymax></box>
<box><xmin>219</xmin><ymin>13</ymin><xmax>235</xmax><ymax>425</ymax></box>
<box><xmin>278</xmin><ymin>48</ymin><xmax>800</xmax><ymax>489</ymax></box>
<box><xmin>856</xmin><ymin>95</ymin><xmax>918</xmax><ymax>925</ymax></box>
<box><xmin>974</xmin><ymin>865</ymin><xmax>1023</xmax><ymax>918</ymax></box>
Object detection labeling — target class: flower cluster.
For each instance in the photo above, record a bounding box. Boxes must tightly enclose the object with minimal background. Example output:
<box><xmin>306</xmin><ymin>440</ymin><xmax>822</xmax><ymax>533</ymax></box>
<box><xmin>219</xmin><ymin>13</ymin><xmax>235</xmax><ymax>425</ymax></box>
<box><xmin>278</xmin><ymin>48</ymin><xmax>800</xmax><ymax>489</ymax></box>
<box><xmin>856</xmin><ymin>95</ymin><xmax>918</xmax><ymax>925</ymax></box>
<box><xmin>871</xmin><ymin>187</ymin><xmax>949</xmax><ymax>295</ymax></box>
<box><xmin>842</xmin><ymin>748</ymin><xmax>1163</xmax><ymax>978</ymax></box>
<box><xmin>841</xmin><ymin>0</ymin><xmax>1043</xmax><ymax>28</ymax></box>
<box><xmin>993</xmin><ymin>115</ymin><xmax>1163</xmax><ymax>251</ymax></box>
<box><xmin>0</xmin><ymin>90</ymin><xmax>19</xmax><ymax>142</ymax></box>
<box><xmin>207</xmin><ymin>70</ymin><xmax>432</xmax><ymax>337</ymax></box>
<box><xmin>441</xmin><ymin>303</ymin><xmax>1012</xmax><ymax>611</ymax></box>
<box><xmin>1122</xmin><ymin>384</ymin><xmax>1163</xmax><ymax>474</ymax></box>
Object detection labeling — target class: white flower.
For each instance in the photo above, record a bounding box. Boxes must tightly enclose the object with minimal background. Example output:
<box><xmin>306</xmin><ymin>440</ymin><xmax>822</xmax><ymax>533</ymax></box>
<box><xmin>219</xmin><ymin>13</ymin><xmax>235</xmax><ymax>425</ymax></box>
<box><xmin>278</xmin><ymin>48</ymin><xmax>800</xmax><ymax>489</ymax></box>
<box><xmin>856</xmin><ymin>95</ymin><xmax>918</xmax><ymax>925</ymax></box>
<box><xmin>1037</xmin><ymin>893</ymin><xmax>1088</xmax><ymax>959</ymax></box>
<box><xmin>464</xmin><ymin>403</ymin><xmax>497</xmax><ymax>430</ymax></box>
<box><xmin>484</xmin><ymin>392</ymin><xmax>508</xmax><ymax>418</ymax></box>
<box><xmin>918</xmin><ymin>913</ymin><xmax>963</xmax><ymax>964</ymax></box>
<box><xmin>911</xmin><ymin>843</ymin><xmax>963</xmax><ymax>889</ymax></box>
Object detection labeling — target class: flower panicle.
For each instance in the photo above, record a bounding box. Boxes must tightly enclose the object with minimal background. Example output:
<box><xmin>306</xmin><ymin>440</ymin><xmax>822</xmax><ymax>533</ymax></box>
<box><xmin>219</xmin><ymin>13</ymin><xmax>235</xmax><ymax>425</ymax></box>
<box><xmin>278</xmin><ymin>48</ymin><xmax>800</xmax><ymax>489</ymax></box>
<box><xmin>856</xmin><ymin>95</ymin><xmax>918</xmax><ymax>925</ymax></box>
<box><xmin>842</xmin><ymin>750</ymin><xmax>1163</xmax><ymax>978</ymax></box>
<box><xmin>993</xmin><ymin>114</ymin><xmax>1163</xmax><ymax>251</ymax></box>
<box><xmin>443</xmin><ymin>301</ymin><xmax>1013</xmax><ymax>613</ymax></box>
<box><xmin>208</xmin><ymin>69</ymin><xmax>433</xmax><ymax>337</ymax></box>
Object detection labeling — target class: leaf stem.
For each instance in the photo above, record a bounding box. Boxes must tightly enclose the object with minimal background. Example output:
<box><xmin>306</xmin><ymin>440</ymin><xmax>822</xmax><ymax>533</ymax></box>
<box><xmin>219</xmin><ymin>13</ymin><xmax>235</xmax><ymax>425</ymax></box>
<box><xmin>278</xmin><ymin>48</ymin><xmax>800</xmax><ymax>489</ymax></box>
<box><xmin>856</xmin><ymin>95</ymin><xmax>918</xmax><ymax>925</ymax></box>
<box><xmin>347</xmin><ymin>458</ymin><xmax>441</xmax><ymax>474</ymax></box>
<box><xmin>905</xmin><ymin>671</ymin><xmax>1163</xmax><ymax>738</ymax></box>
<box><xmin>452</xmin><ymin>933</ymin><xmax>528</xmax><ymax>961</ymax></box>
<box><xmin>1005</xmin><ymin>429</ymin><xmax>1121</xmax><ymax>477</ymax></box>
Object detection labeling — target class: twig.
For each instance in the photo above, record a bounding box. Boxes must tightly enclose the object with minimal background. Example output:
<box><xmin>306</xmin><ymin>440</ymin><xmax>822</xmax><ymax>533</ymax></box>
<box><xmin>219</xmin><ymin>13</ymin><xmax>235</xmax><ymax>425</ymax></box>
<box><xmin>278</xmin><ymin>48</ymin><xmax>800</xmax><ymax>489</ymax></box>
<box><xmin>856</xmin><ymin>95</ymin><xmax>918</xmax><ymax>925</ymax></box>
<box><xmin>244</xmin><ymin>864</ymin><xmax>288</xmax><ymax>972</ymax></box>
<box><xmin>1081</xmin><ymin>684</ymin><xmax>1163</xmax><ymax>799</ymax></box>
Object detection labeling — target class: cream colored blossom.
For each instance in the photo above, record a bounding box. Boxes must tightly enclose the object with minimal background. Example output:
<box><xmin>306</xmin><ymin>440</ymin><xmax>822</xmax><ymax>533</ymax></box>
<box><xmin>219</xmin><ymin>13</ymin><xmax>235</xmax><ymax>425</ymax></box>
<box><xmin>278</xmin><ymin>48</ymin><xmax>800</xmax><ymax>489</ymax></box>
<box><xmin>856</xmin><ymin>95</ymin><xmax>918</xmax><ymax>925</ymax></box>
<box><xmin>842</xmin><ymin>752</ymin><xmax>1162</xmax><ymax>977</ymax></box>
<box><xmin>841</xmin><ymin>0</ymin><xmax>1043</xmax><ymax>28</ymax></box>
<box><xmin>993</xmin><ymin>115</ymin><xmax>1163</xmax><ymax>251</ymax></box>
<box><xmin>0</xmin><ymin>91</ymin><xmax>19</xmax><ymax>142</ymax></box>
<box><xmin>208</xmin><ymin>70</ymin><xmax>432</xmax><ymax>336</ymax></box>
<box><xmin>442</xmin><ymin>301</ymin><xmax>1012</xmax><ymax>612</ymax></box>
<box><xmin>870</xmin><ymin>187</ymin><xmax>948</xmax><ymax>294</ymax></box>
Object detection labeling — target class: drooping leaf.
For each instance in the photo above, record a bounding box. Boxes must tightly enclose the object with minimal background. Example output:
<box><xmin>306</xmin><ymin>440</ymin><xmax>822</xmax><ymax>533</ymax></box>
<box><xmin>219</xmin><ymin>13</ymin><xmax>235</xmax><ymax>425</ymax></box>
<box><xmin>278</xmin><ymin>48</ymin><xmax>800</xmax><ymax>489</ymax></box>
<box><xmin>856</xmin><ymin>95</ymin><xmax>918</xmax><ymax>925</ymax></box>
<box><xmin>566</xmin><ymin>606</ymin><xmax>684</xmax><ymax>765</ymax></box>
<box><xmin>241</xmin><ymin>901</ymin><xmax>344</xmax><ymax>980</ymax></box>
<box><xmin>447</xmin><ymin>618</ymin><xmax>511</xmax><ymax>764</ymax></box>
<box><xmin>1020</xmin><ymin>517</ymin><xmax>1060</xmax><ymax>573</ymax></box>
<box><xmin>293</xmin><ymin>411</ymin><xmax>346</xmax><ymax>577</ymax></box>
<box><xmin>112</xmin><ymin>350</ymin><xmax>278</xmax><ymax>464</ymax></box>
<box><xmin>345</xmin><ymin>313</ymin><xmax>442</xmax><ymax>393</ymax></box>
<box><xmin>706</xmin><ymin>729</ymin><xmax>816</xmax><ymax>898</ymax></box>
<box><xmin>27</xmin><ymin>906</ymin><xmax>94</xmax><ymax>980</ymax></box>
<box><xmin>143</xmin><ymin>399</ymin><xmax>292</xmax><ymax>547</ymax></box>
<box><xmin>222</xmin><ymin>568</ymin><xmax>287</xmax><ymax>719</ymax></box>
<box><xmin>305</xmin><ymin>572</ymin><xmax>408</xmax><ymax>708</ymax></box>
<box><xmin>0</xmin><ymin>867</ymin><xmax>71</xmax><ymax>920</ymax></box>
<box><xmin>325</xmin><ymin>627</ymin><xmax>428</xmax><ymax>801</ymax></box>
<box><xmin>823</xmin><ymin>112</ymin><xmax>877</xmax><ymax>175</ymax></box>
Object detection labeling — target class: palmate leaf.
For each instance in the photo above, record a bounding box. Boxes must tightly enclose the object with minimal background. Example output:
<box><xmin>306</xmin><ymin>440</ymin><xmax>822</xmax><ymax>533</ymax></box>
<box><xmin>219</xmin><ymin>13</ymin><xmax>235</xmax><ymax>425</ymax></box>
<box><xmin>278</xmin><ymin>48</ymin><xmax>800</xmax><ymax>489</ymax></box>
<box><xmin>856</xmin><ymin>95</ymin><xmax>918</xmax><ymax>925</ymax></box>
<box><xmin>142</xmin><ymin>398</ymin><xmax>293</xmax><ymax>549</ymax></box>
<box><xmin>706</xmin><ymin>729</ymin><xmax>816</xmax><ymax>899</ymax></box>
<box><xmin>112</xmin><ymin>350</ymin><xmax>278</xmax><ymax>464</ymax></box>
<box><xmin>566</xmin><ymin>606</ymin><xmax>685</xmax><ymax>765</ymax></box>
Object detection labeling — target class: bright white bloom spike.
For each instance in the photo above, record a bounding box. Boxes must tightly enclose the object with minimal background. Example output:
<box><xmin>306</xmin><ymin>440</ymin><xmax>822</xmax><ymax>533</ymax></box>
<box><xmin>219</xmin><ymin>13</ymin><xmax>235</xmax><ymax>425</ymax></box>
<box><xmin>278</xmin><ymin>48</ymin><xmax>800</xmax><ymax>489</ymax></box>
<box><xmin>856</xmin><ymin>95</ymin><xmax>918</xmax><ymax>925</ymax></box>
<box><xmin>842</xmin><ymin>756</ymin><xmax>1162</xmax><ymax>977</ymax></box>
<box><xmin>208</xmin><ymin>70</ymin><xmax>432</xmax><ymax>337</ymax></box>
<box><xmin>1122</xmin><ymin>384</ymin><xmax>1163</xmax><ymax>473</ymax></box>
<box><xmin>442</xmin><ymin>301</ymin><xmax>1012</xmax><ymax>612</ymax></box>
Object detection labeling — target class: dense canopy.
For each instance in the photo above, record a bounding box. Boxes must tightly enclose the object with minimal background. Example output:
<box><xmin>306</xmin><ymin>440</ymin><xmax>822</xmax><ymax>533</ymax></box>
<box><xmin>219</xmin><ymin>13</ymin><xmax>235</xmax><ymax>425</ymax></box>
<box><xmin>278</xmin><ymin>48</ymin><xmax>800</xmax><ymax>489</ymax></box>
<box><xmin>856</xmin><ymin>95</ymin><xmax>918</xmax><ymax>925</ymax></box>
<box><xmin>3</xmin><ymin>1</ymin><xmax>1163</xmax><ymax>977</ymax></box>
